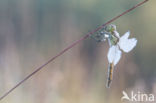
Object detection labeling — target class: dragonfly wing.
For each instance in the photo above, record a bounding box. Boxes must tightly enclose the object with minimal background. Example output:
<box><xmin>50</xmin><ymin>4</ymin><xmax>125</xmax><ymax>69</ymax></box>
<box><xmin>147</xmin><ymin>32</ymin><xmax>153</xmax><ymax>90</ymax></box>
<box><xmin>107</xmin><ymin>45</ymin><xmax>122</xmax><ymax>66</ymax></box>
<box><xmin>119</xmin><ymin>31</ymin><xmax>137</xmax><ymax>53</ymax></box>
<box><xmin>114</xmin><ymin>30</ymin><xmax>120</xmax><ymax>38</ymax></box>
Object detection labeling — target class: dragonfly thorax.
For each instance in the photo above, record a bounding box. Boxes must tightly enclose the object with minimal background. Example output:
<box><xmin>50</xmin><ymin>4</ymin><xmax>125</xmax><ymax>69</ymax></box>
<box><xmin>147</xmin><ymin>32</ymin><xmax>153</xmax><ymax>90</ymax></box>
<box><xmin>108</xmin><ymin>34</ymin><xmax>119</xmax><ymax>46</ymax></box>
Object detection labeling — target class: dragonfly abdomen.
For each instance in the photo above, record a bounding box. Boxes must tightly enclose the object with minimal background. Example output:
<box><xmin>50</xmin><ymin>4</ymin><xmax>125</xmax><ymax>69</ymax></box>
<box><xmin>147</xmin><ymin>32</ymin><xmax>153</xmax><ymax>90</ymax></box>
<box><xmin>106</xmin><ymin>63</ymin><xmax>114</xmax><ymax>88</ymax></box>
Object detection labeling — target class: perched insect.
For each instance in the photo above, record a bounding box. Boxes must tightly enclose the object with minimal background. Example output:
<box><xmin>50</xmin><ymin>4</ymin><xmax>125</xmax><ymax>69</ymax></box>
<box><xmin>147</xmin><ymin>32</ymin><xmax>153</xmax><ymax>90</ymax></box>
<box><xmin>91</xmin><ymin>24</ymin><xmax>137</xmax><ymax>88</ymax></box>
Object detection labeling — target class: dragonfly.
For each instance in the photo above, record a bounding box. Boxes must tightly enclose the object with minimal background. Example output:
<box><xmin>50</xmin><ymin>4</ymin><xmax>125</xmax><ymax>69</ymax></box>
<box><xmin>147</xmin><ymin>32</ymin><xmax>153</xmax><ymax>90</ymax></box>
<box><xmin>91</xmin><ymin>24</ymin><xmax>137</xmax><ymax>88</ymax></box>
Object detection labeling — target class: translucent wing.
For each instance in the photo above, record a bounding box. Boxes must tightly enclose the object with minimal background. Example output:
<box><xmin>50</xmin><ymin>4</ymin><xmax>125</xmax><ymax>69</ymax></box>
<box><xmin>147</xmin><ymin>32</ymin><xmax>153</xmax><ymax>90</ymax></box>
<box><xmin>107</xmin><ymin>45</ymin><xmax>122</xmax><ymax>66</ymax></box>
<box><xmin>119</xmin><ymin>31</ymin><xmax>137</xmax><ymax>53</ymax></box>
<box><xmin>114</xmin><ymin>30</ymin><xmax>120</xmax><ymax>38</ymax></box>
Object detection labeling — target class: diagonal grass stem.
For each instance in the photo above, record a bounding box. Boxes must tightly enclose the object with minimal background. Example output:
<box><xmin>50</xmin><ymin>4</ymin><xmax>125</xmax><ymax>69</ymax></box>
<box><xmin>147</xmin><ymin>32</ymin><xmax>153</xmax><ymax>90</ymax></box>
<box><xmin>0</xmin><ymin>0</ymin><xmax>149</xmax><ymax>101</ymax></box>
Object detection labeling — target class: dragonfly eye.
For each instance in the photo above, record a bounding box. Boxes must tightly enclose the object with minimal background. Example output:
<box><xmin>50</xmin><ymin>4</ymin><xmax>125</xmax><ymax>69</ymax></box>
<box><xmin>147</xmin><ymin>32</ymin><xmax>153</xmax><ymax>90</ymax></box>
<box><xmin>104</xmin><ymin>24</ymin><xmax>116</xmax><ymax>33</ymax></box>
<box><xmin>110</xmin><ymin>24</ymin><xmax>116</xmax><ymax>31</ymax></box>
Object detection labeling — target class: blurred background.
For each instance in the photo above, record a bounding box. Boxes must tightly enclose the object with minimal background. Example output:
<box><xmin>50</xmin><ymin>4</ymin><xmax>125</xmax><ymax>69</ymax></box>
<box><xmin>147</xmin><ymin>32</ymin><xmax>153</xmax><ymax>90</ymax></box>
<box><xmin>0</xmin><ymin>0</ymin><xmax>156</xmax><ymax>103</ymax></box>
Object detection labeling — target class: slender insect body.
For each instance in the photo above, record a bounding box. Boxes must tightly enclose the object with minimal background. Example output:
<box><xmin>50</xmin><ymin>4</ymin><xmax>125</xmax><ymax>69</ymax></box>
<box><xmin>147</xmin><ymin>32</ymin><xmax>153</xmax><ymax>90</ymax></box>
<box><xmin>106</xmin><ymin>63</ymin><xmax>114</xmax><ymax>88</ymax></box>
<box><xmin>91</xmin><ymin>24</ymin><xmax>137</xmax><ymax>88</ymax></box>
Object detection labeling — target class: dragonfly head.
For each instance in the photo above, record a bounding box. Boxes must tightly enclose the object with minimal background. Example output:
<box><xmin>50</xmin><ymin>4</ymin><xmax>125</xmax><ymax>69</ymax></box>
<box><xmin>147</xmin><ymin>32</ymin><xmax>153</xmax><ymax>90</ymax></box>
<box><xmin>105</xmin><ymin>24</ymin><xmax>116</xmax><ymax>34</ymax></box>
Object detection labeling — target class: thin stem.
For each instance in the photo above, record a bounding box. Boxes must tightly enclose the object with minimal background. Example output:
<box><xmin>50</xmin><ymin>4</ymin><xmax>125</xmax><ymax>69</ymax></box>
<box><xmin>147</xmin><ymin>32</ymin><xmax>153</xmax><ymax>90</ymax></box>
<box><xmin>0</xmin><ymin>0</ymin><xmax>149</xmax><ymax>101</ymax></box>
